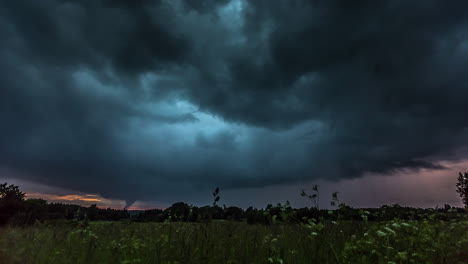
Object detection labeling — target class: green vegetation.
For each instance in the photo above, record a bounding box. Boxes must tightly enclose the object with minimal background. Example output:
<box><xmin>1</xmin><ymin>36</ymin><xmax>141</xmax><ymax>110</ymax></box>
<box><xmin>457</xmin><ymin>172</ymin><xmax>468</xmax><ymax>208</ymax></box>
<box><xmin>1</xmin><ymin>174</ymin><xmax>468</xmax><ymax>263</ymax></box>
<box><xmin>1</xmin><ymin>218</ymin><xmax>468</xmax><ymax>264</ymax></box>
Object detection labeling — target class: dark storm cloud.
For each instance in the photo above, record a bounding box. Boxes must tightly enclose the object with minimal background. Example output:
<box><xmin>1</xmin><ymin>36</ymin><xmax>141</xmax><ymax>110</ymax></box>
<box><xmin>182</xmin><ymin>0</ymin><xmax>231</xmax><ymax>13</ymax></box>
<box><xmin>1</xmin><ymin>0</ymin><xmax>468</xmax><ymax>205</ymax></box>
<box><xmin>1</xmin><ymin>0</ymin><xmax>188</xmax><ymax>73</ymax></box>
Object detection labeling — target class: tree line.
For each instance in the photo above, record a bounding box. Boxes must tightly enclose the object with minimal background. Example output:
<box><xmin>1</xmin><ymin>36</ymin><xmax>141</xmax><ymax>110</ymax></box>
<box><xmin>2</xmin><ymin>174</ymin><xmax>468</xmax><ymax>227</ymax></box>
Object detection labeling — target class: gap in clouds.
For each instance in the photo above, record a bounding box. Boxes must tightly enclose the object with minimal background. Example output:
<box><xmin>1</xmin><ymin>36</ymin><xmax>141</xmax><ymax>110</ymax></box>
<box><xmin>4</xmin><ymin>159</ymin><xmax>465</xmax><ymax>210</ymax></box>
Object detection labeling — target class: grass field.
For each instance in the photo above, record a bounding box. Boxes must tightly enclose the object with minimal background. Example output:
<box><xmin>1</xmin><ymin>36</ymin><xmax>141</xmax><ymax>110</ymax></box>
<box><xmin>1</xmin><ymin>218</ymin><xmax>468</xmax><ymax>264</ymax></box>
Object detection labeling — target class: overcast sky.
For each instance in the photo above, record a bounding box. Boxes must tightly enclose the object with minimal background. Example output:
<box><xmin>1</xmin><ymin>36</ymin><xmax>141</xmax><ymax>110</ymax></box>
<box><xmin>1</xmin><ymin>0</ymin><xmax>468</xmax><ymax>209</ymax></box>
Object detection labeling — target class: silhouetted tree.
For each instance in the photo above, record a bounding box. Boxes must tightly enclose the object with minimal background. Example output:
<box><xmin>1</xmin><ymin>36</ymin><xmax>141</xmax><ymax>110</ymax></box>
<box><xmin>87</xmin><ymin>204</ymin><xmax>99</xmax><ymax>220</ymax></box>
<box><xmin>166</xmin><ymin>202</ymin><xmax>191</xmax><ymax>221</ymax></box>
<box><xmin>22</xmin><ymin>198</ymin><xmax>48</xmax><ymax>225</ymax></box>
<box><xmin>0</xmin><ymin>183</ymin><xmax>25</xmax><ymax>201</ymax></box>
<box><xmin>457</xmin><ymin>171</ymin><xmax>468</xmax><ymax>208</ymax></box>
<box><xmin>0</xmin><ymin>183</ymin><xmax>26</xmax><ymax>225</ymax></box>
<box><xmin>187</xmin><ymin>205</ymin><xmax>199</xmax><ymax>222</ymax></box>
<box><xmin>224</xmin><ymin>206</ymin><xmax>244</xmax><ymax>221</ymax></box>
<box><xmin>211</xmin><ymin>205</ymin><xmax>224</xmax><ymax>219</ymax></box>
<box><xmin>198</xmin><ymin>205</ymin><xmax>213</xmax><ymax>221</ymax></box>
<box><xmin>134</xmin><ymin>208</ymin><xmax>163</xmax><ymax>222</ymax></box>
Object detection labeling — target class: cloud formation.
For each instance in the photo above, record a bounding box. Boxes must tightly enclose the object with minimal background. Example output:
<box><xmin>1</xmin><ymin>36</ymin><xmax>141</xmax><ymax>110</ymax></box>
<box><xmin>1</xmin><ymin>0</ymin><xmax>468</xmax><ymax>206</ymax></box>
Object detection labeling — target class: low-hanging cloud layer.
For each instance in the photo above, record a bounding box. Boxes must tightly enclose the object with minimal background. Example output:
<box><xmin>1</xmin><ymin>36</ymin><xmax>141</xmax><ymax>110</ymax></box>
<box><xmin>1</xmin><ymin>0</ymin><xmax>468</xmax><ymax>206</ymax></box>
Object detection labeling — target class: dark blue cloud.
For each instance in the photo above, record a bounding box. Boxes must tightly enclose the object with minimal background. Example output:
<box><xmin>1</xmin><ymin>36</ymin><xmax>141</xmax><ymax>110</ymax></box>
<box><xmin>1</xmin><ymin>0</ymin><xmax>467</xmax><ymax>205</ymax></box>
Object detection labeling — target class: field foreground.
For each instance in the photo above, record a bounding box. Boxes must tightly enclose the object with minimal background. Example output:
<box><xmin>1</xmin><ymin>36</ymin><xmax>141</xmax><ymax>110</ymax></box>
<box><xmin>1</xmin><ymin>219</ymin><xmax>468</xmax><ymax>264</ymax></box>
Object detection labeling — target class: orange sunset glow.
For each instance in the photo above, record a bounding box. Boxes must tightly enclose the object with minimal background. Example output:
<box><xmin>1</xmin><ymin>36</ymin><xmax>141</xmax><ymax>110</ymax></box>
<box><xmin>24</xmin><ymin>192</ymin><xmax>126</xmax><ymax>209</ymax></box>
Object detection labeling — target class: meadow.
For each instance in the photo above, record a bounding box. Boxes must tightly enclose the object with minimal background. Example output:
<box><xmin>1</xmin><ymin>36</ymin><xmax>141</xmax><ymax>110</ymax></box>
<box><xmin>1</xmin><ymin>216</ymin><xmax>468</xmax><ymax>264</ymax></box>
<box><xmin>2</xmin><ymin>183</ymin><xmax>468</xmax><ymax>263</ymax></box>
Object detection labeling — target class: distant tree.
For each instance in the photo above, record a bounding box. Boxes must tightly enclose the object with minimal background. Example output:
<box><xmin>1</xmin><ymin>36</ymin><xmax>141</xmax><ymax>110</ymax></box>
<box><xmin>87</xmin><ymin>204</ymin><xmax>99</xmax><ymax>221</ymax></box>
<box><xmin>23</xmin><ymin>198</ymin><xmax>48</xmax><ymax>225</ymax></box>
<box><xmin>198</xmin><ymin>205</ymin><xmax>213</xmax><ymax>221</ymax></box>
<box><xmin>0</xmin><ymin>183</ymin><xmax>26</xmax><ymax>225</ymax></box>
<box><xmin>135</xmin><ymin>208</ymin><xmax>163</xmax><ymax>222</ymax></box>
<box><xmin>187</xmin><ymin>205</ymin><xmax>199</xmax><ymax>222</ymax></box>
<box><xmin>224</xmin><ymin>206</ymin><xmax>244</xmax><ymax>221</ymax></box>
<box><xmin>211</xmin><ymin>205</ymin><xmax>224</xmax><ymax>219</ymax></box>
<box><xmin>456</xmin><ymin>171</ymin><xmax>468</xmax><ymax>208</ymax></box>
<box><xmin>167</xmin><ymin>202</ymin><xmax>191</xmax><ymax>221</ymax></box>
<box><xmin>0</xmin><ymin>183</ymin><xmax>25</xmax><ymax>201</ymax></box>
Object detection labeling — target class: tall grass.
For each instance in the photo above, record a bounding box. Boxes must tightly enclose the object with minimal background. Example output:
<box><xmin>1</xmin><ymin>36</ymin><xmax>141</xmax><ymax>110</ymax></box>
<box><xmin>1</xmin><ymin>219</ymin><xmax>467</xmax><ymax>264</ymax></box>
